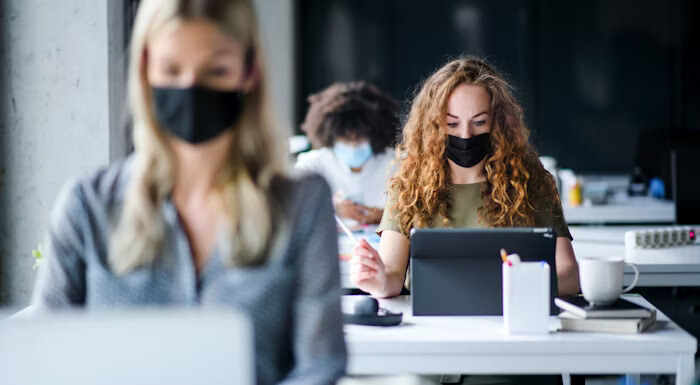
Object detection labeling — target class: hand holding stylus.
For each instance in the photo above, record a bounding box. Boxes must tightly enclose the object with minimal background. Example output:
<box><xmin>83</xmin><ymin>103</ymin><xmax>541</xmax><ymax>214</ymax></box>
<box><xmin>349</xmin><ymin>238</ymin><xmax>387</xmax><ymax>294</ymax></box>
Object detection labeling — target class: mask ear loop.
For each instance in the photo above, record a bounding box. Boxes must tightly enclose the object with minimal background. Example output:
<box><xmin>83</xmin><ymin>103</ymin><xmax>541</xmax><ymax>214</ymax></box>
<box><xmin>244</xmin><ymin>48</ymin><xmax>255</xmax><ymax>76</ymax></box>
<box><xmin>241</xmin><ymin>48</ymin><xmax>259</xmax><ymax>92</ymax></box>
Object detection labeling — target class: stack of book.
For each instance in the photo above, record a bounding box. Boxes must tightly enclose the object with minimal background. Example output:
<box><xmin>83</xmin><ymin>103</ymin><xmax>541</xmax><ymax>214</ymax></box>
<box><xmin>555</xmin><ymin>296</ymin><xmax>656</xmax><ymax>334</ymax></box>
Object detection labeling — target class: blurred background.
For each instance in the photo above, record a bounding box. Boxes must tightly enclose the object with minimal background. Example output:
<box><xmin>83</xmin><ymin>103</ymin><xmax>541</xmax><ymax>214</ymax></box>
<box><xmin>0</xmin><ymin>0</ymin><xmax>699</xmax><ymax>306</ymax></box>
<box><xmin>298</xmin><ymin>0</ymin><xmax>700</xmax><ymax>174</ymax></box>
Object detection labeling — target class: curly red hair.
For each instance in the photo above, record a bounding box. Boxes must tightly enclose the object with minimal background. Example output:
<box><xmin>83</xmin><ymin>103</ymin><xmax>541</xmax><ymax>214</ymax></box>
<box><xmin>391</xmin><ymin>56</ymin><xmax>563</xmax><ymax>234</ymax></box>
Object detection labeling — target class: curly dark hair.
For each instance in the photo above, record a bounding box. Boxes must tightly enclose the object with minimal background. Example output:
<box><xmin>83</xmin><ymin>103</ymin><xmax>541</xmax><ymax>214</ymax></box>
<box><xmin>301</xmin><ymin>81</ymin><xmax>400</xmax><ymax>154</ymax></box>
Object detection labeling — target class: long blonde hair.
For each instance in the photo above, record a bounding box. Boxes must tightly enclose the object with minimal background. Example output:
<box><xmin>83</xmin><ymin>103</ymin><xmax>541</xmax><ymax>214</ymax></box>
<box><xmin>111</xmin><ymin>0</ymin><xmax>288</xmax><ymax>274</ymax></box>
<box><xmin>391</xmin><ymin>56</ymin><xmax>562</xmax><ymax>235</ymax></box>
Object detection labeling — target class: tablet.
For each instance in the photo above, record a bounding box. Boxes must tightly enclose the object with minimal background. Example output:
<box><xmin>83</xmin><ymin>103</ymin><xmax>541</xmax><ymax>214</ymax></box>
<box><xmin>410</xmin><ymin>228</ymin><xmax>558</xmax><ymax>316</ymax></box>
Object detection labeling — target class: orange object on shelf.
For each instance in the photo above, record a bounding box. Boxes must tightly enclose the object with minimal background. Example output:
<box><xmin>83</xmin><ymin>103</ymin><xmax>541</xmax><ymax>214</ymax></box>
<box><xmin>569</xmin><ymin>179</ymin><xmax>582</xmax><ymax>206</ymax></box>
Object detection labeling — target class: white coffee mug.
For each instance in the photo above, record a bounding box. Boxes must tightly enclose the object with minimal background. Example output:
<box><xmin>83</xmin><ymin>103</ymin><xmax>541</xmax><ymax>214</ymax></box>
<box><xmin>578</xmin><ymin>256</ymin><xmax>639</xmax><ymax>305</ymax></box>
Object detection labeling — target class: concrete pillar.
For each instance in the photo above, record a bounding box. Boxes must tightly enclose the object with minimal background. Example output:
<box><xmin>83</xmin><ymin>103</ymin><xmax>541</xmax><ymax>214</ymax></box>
<box><xmin>0</xmin><ymin>0</ymin><xmax>111</xmax><ymax>306</ymax></box>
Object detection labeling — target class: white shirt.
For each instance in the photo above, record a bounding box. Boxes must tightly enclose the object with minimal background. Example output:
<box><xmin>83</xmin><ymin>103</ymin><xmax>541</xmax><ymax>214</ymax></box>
<box><xmin>295</xmin><ymin>147</ymin><xmax>397</xmax><ymax>209</ymax></box>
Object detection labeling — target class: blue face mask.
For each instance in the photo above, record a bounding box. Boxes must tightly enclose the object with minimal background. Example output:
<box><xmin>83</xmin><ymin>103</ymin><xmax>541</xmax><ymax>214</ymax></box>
<box><xmin>333</xmin><ymin>142</ymin><xmax>372</xmax><ymax>169</ymax></box>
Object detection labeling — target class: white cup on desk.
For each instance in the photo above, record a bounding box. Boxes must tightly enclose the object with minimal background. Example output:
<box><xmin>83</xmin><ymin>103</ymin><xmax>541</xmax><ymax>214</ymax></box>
<box><xmin>578</xmin><ymin>256</ymin><xmax>640</xmax><ymax>305</ymax></box>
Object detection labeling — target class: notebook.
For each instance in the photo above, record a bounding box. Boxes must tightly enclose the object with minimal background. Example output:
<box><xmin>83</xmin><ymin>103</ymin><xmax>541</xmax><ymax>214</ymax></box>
<box><xmin>559</xmin><ymin>311</ymin><xmax>657</xmax><ymax>334</ymax></box>
<box><xmin>554</xmin><ymin>296</ymin><xmax>653</xmax><ymax>319</ymax></box>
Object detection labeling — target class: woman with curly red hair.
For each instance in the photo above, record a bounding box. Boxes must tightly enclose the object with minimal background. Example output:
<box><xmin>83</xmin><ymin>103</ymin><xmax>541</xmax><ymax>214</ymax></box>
<box><xmin>350</xmin><ymin>56</ymin><xmax>580</xmax><ymax>298</ymax></box>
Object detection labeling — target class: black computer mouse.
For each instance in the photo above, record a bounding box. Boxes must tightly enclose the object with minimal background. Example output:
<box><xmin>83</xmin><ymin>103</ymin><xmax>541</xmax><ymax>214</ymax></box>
<box><xmin>354</xmin><ymin>297</ymin><xmax>380</xmax><ymax>315</ymax></box>
<box><xmin>344</xmin><ymin>297</ymin><xmax>402</xmax><ymax>326</ymax></box>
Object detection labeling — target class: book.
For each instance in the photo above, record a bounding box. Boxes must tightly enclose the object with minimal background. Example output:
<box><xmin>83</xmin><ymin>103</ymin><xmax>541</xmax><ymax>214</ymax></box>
<box><xmin>554</xmin><ymin>296</ymin><xmax>653</xmax><ymax>319</ymax></box>
<box><xmin>559</xmin><ymin>311</ymin><xmax>657</xmax><ymax>334</ymax></box>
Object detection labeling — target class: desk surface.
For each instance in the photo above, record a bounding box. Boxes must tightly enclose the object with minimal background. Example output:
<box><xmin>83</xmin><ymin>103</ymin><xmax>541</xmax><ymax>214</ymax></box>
<box><xmin>570</xmin><ymin>225</ymin><xmax>700</xmax><ymax>286</ymax></box>
<box><xmin>343</xmin><ymin>295</ymin><xmax>696</xmax><ymax>383</ymax></box>
<box><xmin>570</xmin><ymin>225</ymin><xmax>700</xmax><ymax>263</ymax></box>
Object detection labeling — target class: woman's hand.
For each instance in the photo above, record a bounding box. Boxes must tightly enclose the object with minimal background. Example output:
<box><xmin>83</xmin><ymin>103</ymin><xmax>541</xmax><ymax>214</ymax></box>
<box><xmin>349</xmin><ymin>239</ymin><xmax>387</xmax><ymax>294</ymax></box>
<box><xmin>355</xmin><ymin>205</ymin><xmax>383</xmax><ymax>225</ymax></box>
<box><xmin>333</xmin><ymin>192</ymin><xmax>365</xmax><ymax>222</ymax></box>
<box><xmin>334</xmin><ymin>199</ymin><xmax>366</xmax><ymax>222</ymax></box>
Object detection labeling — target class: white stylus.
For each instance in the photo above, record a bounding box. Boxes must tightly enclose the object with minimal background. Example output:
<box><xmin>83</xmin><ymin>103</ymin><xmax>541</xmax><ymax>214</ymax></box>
<box><xmin>334</xmin><ymin>214</ymin><xmax>360</xmax><ymax>246</ymax></box>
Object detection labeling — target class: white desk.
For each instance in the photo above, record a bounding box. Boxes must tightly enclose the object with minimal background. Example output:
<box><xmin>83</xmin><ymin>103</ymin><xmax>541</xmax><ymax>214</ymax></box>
<box><xmin>343</xmin><ymin>295</ymin><xmax>697</xmax><ymax>384</ymax></box>
<box><xmin>571</xmin><ymin>226</ymin><xmax>700</xmax><ymax>287</ymax></box>
<box><xmin>563</xmin><ymin>197</ymin><xmax>674</xmax><ymax>225</ymax></box>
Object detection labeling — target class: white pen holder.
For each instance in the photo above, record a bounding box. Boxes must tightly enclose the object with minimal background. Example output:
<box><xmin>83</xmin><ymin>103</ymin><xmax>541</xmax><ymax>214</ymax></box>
<box><xmin>502</xmin><ymin>261</ymin><xmax>550</xmax><ymax>335</ymax></box>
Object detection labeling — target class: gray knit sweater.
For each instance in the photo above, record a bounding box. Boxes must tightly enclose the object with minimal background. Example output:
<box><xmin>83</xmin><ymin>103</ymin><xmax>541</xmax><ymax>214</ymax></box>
<box><xmin>31</xmin><ymin>156</ymin><xmax>347</xmax><ymax>385</ymax></box>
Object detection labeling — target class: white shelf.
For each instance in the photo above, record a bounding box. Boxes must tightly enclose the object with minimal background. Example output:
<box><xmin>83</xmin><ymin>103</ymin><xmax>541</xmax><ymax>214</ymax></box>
<box><xmin>563</xmin><ymin>197</ymin><xmax>674</xmax><ymax>224</ymax></box>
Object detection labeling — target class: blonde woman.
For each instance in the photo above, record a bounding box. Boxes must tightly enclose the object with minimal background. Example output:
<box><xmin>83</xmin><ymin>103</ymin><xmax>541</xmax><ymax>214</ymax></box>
<box><xmin>350</xmin><ymin>57</ymin><xmax>580</xmax><ymax>299</ymax></box>
<box><xmin>32</xmin><ymin>0</ymin><xmax>346</xmax><ymax>383</ymax></box>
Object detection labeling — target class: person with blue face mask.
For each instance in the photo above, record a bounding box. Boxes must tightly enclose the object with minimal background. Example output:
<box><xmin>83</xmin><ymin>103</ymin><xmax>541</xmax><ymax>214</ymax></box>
<box><xmin>296</xmin><ymin>82</ymin><xmax>400</xmax><ymax>225</ymax></box>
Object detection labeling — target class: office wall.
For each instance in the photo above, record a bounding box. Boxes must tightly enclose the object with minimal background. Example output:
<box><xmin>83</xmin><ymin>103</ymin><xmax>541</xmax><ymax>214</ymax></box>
<box><xmin>0</xmin><ymin>0</ymin><xmax>111</xmax><ymax>306</ymax></box>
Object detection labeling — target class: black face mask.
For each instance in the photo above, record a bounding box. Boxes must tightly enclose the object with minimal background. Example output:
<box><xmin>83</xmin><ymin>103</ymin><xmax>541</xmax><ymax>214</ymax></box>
<box><xmin>152</xmin><ymin>86</ymin><xmax>244</xmax><ymax>144</ymax></box>
<box><xmin>445</xmin><ymin>133</ymin><xmax>491</xmax><ymax>168</ymax></box>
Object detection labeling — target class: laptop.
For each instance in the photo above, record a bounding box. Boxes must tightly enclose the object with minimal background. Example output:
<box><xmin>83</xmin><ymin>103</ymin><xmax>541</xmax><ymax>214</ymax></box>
<box><xmin>0</xmin><ymin>308</ymin><xmax>254</xmax><ymax>385</ymax></box>
<box><xmin>410</xmin><ymin>228</ymin><xmax>558</xmax><ymax>316</ymax></box>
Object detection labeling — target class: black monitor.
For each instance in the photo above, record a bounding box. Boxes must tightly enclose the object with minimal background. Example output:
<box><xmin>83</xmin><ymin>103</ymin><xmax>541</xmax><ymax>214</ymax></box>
<box><xmin>672</xmin><ymin>145</ymin><xmax>700</xmax><ymax>225</ymax></box>
<box><xmin>410</xmin><ymin>228</ymin><xmax>558</xmax><ymax>316</ymax></box>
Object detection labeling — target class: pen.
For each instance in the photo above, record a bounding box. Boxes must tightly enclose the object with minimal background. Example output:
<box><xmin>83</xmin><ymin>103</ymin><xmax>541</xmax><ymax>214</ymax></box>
<box><xmin>500</xmin><ymin>248</ymin><xmax>513</xmax><ymax>266</ymax></box>
<box><xmin>334</xmin><ymin>214</ymin><xmax>359</xmax><ymax>246</ymax></box>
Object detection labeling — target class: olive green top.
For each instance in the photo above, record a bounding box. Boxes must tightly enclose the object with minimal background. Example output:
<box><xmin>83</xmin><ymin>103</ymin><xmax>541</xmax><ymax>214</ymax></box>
<box><xmin>377</xmin><ymin>181</ymin><xmax>572</xmax><ymax>240</ymax></box>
